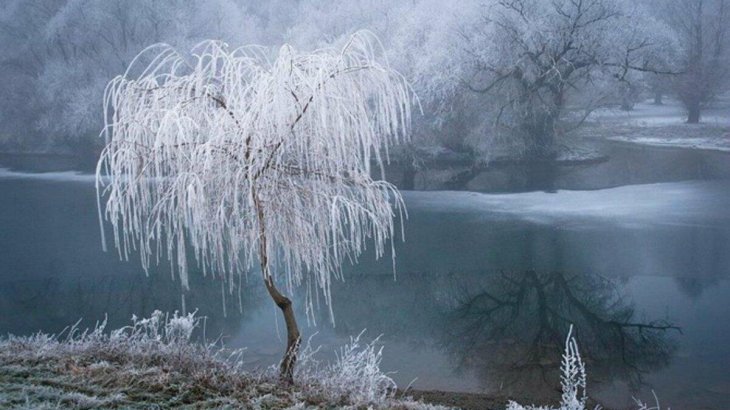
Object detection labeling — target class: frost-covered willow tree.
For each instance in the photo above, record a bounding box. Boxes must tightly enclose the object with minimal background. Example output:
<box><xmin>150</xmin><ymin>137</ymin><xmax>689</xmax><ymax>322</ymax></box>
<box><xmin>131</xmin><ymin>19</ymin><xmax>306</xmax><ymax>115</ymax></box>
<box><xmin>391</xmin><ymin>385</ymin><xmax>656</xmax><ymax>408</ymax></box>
<box><xmin>95</xmin><ymin>31</ymin><xmax>413</xmax><ymax>383</ymax></box>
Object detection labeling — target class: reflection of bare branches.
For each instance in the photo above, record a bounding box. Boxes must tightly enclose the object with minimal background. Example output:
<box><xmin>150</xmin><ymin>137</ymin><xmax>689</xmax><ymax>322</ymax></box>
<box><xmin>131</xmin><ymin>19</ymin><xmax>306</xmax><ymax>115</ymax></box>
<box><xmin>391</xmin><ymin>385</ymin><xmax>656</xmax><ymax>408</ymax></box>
<box><xmin>443</xmin><ymin>270</ymin><xmax>679</xmax><ymax>399</ymax></box>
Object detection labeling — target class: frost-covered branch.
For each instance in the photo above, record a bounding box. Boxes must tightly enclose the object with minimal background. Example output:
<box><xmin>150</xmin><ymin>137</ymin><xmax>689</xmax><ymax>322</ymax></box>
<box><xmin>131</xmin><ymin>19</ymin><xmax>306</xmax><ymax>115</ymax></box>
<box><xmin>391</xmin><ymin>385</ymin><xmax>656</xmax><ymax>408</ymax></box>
<box><xmin>97</xmin><ymin>31</ymin><xmax>413</xmax><ymax>319</ymax></box>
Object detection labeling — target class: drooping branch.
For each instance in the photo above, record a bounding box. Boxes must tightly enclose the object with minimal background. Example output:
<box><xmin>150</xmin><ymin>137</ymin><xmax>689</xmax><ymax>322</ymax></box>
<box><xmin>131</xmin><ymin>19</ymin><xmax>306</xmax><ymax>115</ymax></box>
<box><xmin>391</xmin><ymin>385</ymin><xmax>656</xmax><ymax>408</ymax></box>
<box><xmin>96</xmin><ymin>32</ymin><xmax>413</xmax><ymax>382</ymax></box>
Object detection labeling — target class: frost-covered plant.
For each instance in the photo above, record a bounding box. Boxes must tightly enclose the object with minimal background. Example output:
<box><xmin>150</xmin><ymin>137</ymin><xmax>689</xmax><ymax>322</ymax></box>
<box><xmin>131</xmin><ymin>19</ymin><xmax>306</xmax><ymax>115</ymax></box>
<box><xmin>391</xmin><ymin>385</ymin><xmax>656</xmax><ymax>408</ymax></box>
<box><xmin>293</xmin><ymin>331</ymin><xmax>396</xmax><ymax>405</ymax></box>
<box><xmin>506</xmin><ymin>325</ymin><xmax>667</xmax><ymax>410</ymax></box>
<box><xmin>506</xmin><ymin>325</ymin><xmax>587</xmax><ymax>410</ymax></box>
<box><xmin>327</xmin><ymin>332</ymin><xmax>396</xmax><ymax>403</ymax></box>
<box><xmin>633</xmin><ymin>392</ymin><xmax>664</xmax><ymax>410</ymax></box>
<box><xmin>110</xmin><ymin>309</ymin><xmax>198</xmax><ymax>345</ymax></box>
<box><xmin>96</xmin><ymin>30</ymin><xmax>414</xmax><ymax>382</ymax></box>
<box><xmin>0</xmin><ymin>312</ymin><xmax>447</xmax><ymax>409</ymax></box>
<box><xmin>559</xmin><ymin>325</ymin><xmax>587</xmax><ymax>410</ymax></box>
<box><xmin>54</xmin><ymin>310</ymin><xmax>225</xmax><ymax>375</ymax></box>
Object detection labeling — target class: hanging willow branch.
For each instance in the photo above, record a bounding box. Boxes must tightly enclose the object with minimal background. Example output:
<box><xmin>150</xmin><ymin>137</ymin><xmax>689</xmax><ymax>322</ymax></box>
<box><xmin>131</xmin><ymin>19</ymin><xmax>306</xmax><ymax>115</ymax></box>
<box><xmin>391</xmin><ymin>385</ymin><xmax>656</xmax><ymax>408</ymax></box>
<box><xmin>96</xmin><ymin>31</ymin><xmax>415</xmax><ymax>323</ymax></box>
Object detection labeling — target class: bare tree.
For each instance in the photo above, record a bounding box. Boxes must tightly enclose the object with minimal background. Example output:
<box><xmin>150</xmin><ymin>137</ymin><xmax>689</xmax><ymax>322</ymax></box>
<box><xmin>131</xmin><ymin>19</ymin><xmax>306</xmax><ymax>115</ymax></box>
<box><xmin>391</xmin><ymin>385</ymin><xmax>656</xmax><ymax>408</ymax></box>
<box><xmin>662</xmin><ymin>0</ymin><xmax>729</xmax><ymax>123</ymax></box>
<box><xmin>461</xmin><ymin>0</ymin><xmax>675</xmax><ymax>158</ymax></box>
<box><xmin>96</xmin><ymin>32</ymin><xmax>413</xmax><ymax>383</ymax></box>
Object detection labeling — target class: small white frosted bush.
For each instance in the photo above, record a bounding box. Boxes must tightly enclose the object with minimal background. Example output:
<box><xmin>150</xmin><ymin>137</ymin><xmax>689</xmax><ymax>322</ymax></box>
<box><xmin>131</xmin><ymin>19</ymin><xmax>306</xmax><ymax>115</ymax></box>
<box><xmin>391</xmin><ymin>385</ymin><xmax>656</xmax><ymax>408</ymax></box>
<box><xmin>0</xmin><ymin>312</ymin><xmax>447</xmax><ymax>409</ymax></box>
<box><xmin>109</xmin><ymin>310</ymin><xmax>198</xmax><ymax>345</ymax></box>
<box><xmin>633</xmin><ymin>393</ymin><xmax>665</xmax><ymax>410</ymax></box>
<box><xmin>506</xmin><ymin>325</ymin><xmax>586</xmax><ymax>410</ymax></box>
<box><xmin>319</xmin><ymin>331</ymin><xmax>396</xmax><ymax>403</ymax></box>
<box><xmin>506</xmin><ymin>326</ymin><xmax>666</xmax><ymax>410</ymax></box>
<box><xmin>289</xmin><ymin>331</ymin><xmax>396</xmax><ymax>404</ymax></box>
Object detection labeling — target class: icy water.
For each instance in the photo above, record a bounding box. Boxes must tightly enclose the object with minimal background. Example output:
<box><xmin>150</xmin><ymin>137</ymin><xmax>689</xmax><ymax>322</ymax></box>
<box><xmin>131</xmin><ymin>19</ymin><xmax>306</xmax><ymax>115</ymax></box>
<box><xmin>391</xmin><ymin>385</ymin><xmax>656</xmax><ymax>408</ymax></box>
<box><xmin>0</xmin><ymin>154</ymin><xmax>729</xmax><ymax>409</ymax></box>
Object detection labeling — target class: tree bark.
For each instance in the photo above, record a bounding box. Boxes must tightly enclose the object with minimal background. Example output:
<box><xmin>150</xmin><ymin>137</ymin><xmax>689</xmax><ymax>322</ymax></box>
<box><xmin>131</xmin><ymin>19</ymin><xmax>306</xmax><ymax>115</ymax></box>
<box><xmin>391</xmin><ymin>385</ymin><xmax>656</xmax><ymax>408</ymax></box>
<box><xmin>525</xmin><ymin>113</ymin><xmax>557</xmax><ymax>159</ymax></box>
<box><xmin>264</xmin><ymin>275</ymin><xmax>301</xmax><ymax>384</ymax></box>
<box><xmin>620</xmin><ymin>86</ymin><xmax>634</xmax><ymax>111</ymax></box>
<box><xmin>252</xmin><ymin>187</ymin><xmax>301</xmax><ymax>385</ymax></box>
<box><xmin>687</xmin><ymin>103</ymin><xmax>701</xmax><ymax>123</ymax></box>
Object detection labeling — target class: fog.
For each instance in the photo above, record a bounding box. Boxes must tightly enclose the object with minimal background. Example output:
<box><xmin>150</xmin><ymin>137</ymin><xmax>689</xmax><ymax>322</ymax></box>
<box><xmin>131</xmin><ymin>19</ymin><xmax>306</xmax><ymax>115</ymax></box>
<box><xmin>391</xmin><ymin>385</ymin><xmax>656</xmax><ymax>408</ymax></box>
<box><xmin>0</xmin><ymin>0</ymin><xmax>727</xmax><ymax>162</ymax></box>
<box><xmin>0</xmin><ymin>1</ymin><xmax>729</xmax><ymax>409</ymax></box>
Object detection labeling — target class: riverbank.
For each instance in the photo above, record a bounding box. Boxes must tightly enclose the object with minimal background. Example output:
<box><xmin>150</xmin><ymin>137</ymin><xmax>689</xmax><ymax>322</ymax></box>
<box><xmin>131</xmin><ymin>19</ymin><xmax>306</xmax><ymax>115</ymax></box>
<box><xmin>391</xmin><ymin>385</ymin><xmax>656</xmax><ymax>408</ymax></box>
<box><xmin>0</xmin><ymin>331</ymin><xmax>631</xmax><ymax>410</ymax></box>
<box><xmin>3</xmin><ymin>102</ymin><xmax>730</xmax><ymax>194</ymax></box>
<box><xmin>0</xmin><ymin>311</ymin><xmax>612</xmax><ymax>410</ymax></box>
<box><xmin>0</xmin><ymin>312</ymin><xmax>452</xmax><ymax>410</ymax></box>
<box><xmin>388</xmin><ymin>98</ymin><xmax>730</xmax><ymax>192</ymax></box>
<box><xmin>0</xmin><ymin>348</ymin><xmax>505</xmax><ymax>410</ymax></box>
<box><xmin>405</xmin><ymin>390</ymin><xmax>508</xmax><ymax>410</ymax></box>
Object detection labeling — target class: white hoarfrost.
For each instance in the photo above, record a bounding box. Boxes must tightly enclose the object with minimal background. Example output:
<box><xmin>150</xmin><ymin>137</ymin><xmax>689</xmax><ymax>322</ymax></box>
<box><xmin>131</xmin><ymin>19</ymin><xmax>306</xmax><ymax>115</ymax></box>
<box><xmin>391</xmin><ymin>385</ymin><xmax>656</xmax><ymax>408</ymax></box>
<box><xmin>0</xmin><ymin>311</ymin><xmax>450</xmax><ymax>409</ymax></box>
<box><xmin>96</xmin><ymin>31</ymin><xmax>414</xmax><ymax>321</ymax></box>
<box><xmin>506</xmin><ymin>325</ymin><xmax>586</xmax><ymax>410</ymax></box>
<box><xmin>558</xmin><ymin>326</ymin><xmax>588</xmax><ymax>410</ymax></box>
<box><xmin>608</xmin><ymin>135</ymin><xmax>730</xmax><ymax>152</ymax></box>
<box><xmin>506</xmin><ymin>326</ymin><xmax>667</xmax><ymax>410</ymax></box>
<box><xmin>294</xmin><ymin>331</ymin><xmax>397</xmax><ymax>404</ymax></box>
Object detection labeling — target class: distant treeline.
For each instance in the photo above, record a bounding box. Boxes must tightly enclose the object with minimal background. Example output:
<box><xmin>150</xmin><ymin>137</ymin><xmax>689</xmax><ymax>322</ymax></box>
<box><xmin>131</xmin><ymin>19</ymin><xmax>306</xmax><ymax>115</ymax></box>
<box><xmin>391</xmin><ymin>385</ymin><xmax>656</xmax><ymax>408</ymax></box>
<box><xmin>0</xmin><ymin>0</ymin><xmax>727</xmax><ymax>160</ymax></box>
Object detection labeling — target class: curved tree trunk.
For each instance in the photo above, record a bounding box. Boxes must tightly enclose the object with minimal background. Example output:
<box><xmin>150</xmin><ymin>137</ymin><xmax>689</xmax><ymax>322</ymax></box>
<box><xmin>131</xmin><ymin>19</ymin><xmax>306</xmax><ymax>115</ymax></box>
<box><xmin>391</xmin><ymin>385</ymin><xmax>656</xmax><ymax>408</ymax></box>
<box><xmin>253</xmin><ymin>187</ymin><xmax>301</xmax><ymax>384</ymax></box>
<box><xmin>264</xmin><ymin>275</ymin><xmax>300</xmax><ymax>384</ymax></box>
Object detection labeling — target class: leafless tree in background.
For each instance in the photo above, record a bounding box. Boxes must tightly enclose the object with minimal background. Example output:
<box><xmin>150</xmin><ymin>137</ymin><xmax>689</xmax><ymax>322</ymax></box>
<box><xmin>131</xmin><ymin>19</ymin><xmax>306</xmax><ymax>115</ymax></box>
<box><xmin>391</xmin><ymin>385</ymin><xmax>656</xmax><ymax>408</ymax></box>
<box><xmin>461</xmin><ymin>0</ymin><xmax>676</xmax><ymax>158</ymax></box>
<box><xmin>663</xmin><ymin>0</ymin><xmax>729</xmax><ymax>123</ymax></box>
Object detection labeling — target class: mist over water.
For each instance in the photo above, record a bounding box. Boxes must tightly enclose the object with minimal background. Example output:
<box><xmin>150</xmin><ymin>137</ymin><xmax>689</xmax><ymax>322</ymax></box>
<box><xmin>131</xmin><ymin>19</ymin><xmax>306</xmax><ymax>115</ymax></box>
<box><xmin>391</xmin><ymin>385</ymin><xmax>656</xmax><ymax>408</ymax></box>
<box><xmin>1</xmin><ymin>1</ymin><xmax>729</xmax><ymax>408</ymax></box>
<box><xmin>1</xmin><ymin>151</ymin><xmax>728</xmax><ymax>409</ymax></box>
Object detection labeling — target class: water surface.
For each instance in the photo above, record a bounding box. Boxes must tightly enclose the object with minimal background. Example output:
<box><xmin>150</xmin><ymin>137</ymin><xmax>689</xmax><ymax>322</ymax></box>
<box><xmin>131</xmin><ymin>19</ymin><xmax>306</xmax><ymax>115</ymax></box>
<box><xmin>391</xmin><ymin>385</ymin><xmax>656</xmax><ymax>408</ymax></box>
<box><xmin>0</xmin><ymin>157</ymin><xmax>728</xmax><ymax>409</ymax></box>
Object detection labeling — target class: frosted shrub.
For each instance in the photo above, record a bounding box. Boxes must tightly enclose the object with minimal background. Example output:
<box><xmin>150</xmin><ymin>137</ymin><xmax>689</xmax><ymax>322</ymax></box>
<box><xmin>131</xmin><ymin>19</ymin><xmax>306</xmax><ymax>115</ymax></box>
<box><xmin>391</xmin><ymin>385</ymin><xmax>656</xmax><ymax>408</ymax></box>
<box><xmin>633</xmin><ymin>393</ymin><xmax>664</xmax><ymax>410</ymax></box>
<box><xmin>290</xmin><ymin>331</ymin><xmax>396</xmax><ymax>405</ymax></box>
<box><xmin>323</xmin><ymin>332</ymin><xmax>397</xmax><ymax>404</ymax></box>
<box><xmin>506</xmin><ymin>325</ymin><xmax>665</xmax><ymax>410</ymax></box>
<box><xmin>109</xmin><ymin>310</ymin><xmax>198</xmax><ymax>346</ymax></box>
<box><xmin>0</xmin><ymin>313</ymin><xmax>447</xmax><ymax>409</ymax></box>
<box><xmin>165</xmin><ymin>311</ymin><xmax>197</xmax><ymax>343</ymax></box>
<box><xmin>559</xmin><ymin>326</ymin><xmax>587</xmax><ymax>410</ymax></box>
<box><xmin>279</xmin><ymin>331</ymin><xmax>460</xmax><ymax>409</ymax></box>
<box><xmin>506</xmin><ymin>325</ymin><xmax>586</xmax><ymax>410</ymax></box>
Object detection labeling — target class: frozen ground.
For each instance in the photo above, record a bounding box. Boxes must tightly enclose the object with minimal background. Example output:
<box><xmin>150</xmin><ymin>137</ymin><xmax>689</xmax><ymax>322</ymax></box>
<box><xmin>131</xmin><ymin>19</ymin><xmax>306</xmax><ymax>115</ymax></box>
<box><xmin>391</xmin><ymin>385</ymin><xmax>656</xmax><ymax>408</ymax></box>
<box><xmin>2</xmin><ymin>166</ymin><xmax>727</xmax><ymax>229</ymax></box>
<box><xmin>589</xmin><ymin>97</ymin><xmax>730</xmax><ymax>127</ymax></box>
<box><xmin>0</xmin><ymin>311</ymin><xmax>449</xmax><ymax>410</ymax></box>
<box><xmin>580</xmin><ymin>97</ymin><xmax>730</xmax><ymax>153</ymax></box>
<box><xmin>0</xmin><ymin>167</ymin><xmax>93</xmax><ymax>182</ymax></box>
<box><xmin>404</xmin><ymin>180</ymin><xmax>730</xmax><ymax>228</ymax></box>
<box><xmin>608</xmin><ymin>134</ymin><xmax>730</xmax><ymax>152</ymax></box>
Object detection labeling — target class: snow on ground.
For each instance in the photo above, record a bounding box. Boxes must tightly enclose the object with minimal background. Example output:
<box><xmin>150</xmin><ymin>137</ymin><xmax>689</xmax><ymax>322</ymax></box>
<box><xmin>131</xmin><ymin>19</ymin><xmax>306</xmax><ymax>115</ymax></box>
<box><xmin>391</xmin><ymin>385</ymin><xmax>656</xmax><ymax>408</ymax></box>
<box><xmin>3</xmin><ymin>166</ymin><xmax>728</xmax><ymax>229</ymax></box>
<box><xmin>608</xmin><ymin>135</ymin><xmax>730</xmax><ymax>152</ymax></box>
<box><xmin>0</xmin><ymin>311</ymin><xmax>450</xmax><ymax>410</ymax></box>
<box><xmin>0</xmin><ymin>167</ymin><xmax>94</xmax><ymax>182</ymax></box>
<box><xmin>580</xmin><ymin>98</ymin><xmax>730</xmax><ymax>153</ymax></box>
<box><xmin>589</xmin><ymin>98</ymin><xmax>730</xmax><ymax>127</ymax></box>
<box><xmin>404</xmin><ymin>180</ymin><xmax>730</xmax><ymax>228</ymax></box>
<box><xmin>554</xmin><ymin>140</ymin><xmax>605</xmax><ymax>162</ymax></box>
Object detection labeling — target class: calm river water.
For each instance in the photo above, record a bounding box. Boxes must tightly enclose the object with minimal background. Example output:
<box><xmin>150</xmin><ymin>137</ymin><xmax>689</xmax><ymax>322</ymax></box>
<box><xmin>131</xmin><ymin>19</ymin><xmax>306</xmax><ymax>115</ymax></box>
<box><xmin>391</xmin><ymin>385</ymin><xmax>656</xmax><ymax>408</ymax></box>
<box><xmin>0</xmin><ymin>151</ymin><xmax>728</xmax><ymax>409</ymax></box>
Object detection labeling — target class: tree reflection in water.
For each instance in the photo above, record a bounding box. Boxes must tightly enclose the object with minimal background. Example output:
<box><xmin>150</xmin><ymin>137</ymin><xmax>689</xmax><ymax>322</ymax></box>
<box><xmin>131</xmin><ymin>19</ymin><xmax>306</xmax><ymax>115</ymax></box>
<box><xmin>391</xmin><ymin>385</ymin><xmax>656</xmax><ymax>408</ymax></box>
<box><xmin>443</xmin><ymin>270</ymin><xmax>680</xmax><ymax>400</ymax></box>
<box><xmin>1</xmin><ymin>266</ymin><xmax>680</xmax><ymax>403</ymax></box>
